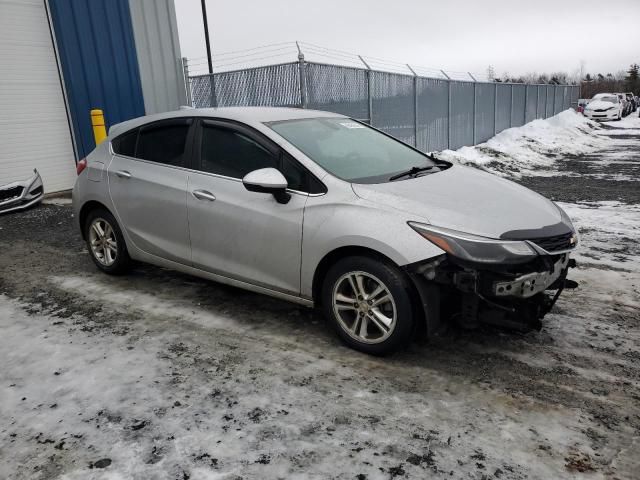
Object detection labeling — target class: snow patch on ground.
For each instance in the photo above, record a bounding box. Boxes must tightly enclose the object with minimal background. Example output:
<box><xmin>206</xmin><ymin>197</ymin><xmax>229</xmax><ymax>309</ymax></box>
<box><xmin>42</xmin><ymin>196</ymin><xmax>72</xmax><ymax>206</ymax></box>
<box><xmin>558</xmin><ymin>201</ymin><xmax>640</xmax><ymax>274</ymax></box>
<box><xmin>595</xmin><ymin>113</ymin><xmax>640</xmax><ymax>133</ymax></box>
<box><xmin>438</xmin><ymin>110</ymin><xmax>613</xmax><ymax>177</ymax></box>
<box><xmin>50</xmin><ymin>275</ymin><xmax>237</xmax><ymax>332</ymax></box>
<box><xmin>0</xmin><ymin>294</ymin><xmax>603</xmax><ymax>480</ymax></box>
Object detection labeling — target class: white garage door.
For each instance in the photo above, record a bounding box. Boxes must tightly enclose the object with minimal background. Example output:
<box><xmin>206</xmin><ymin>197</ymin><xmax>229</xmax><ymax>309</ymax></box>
<box><xmin>0</xmin><ymin>0</ymin><xmax>76</xmax><ymax>193</ymax></box>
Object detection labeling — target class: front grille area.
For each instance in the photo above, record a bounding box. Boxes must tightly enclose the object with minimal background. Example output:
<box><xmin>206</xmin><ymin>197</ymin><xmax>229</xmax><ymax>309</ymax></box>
<box><xmin>29</xmin><ymin>185</ymin><xmax>43</xmax><ymax>196</ymax></box>
<box><xmin>530</xmin><ymin>232</ymin><xmax>574</xmax><ymax>252</ymax></box>
<box><xmin>0</xmin><ymin>186</ymin><xmax>23</xmax><ymax>202</ymax></box>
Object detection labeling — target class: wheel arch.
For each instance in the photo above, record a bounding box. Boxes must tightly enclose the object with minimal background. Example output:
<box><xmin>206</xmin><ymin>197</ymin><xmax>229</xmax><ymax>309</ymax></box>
<box><xmin>311</xmin><ymin>246</ymin><xmax>421</xmax><ymax>310</ymax></box>
<box><xmin>78</xmin><ymin>200</ymin><xmax>112</xmax><ymax>240</ymax></box>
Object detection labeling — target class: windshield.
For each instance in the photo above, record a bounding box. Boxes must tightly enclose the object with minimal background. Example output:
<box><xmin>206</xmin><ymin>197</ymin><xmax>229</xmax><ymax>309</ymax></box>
<box><xmin>267</xmin><ymin>117</ymin><xmax>436</xmax><ymax>183</ymax></box>
<box><xmin>593</xmin><ymin>95</ymin><xmax>617</xmax><ymax>103</ymax></box>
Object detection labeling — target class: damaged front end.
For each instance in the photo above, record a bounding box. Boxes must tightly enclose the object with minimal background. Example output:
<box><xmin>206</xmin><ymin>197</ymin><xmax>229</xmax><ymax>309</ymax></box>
<box><xmin>0</xmin><ymin>169</ymin><xmax>44</xmax><ymax>215</ymax></box>
<box><xmin>407</xmin><ymin>220</ymin><xmax>578</xmax><ymax>332</ymax></box>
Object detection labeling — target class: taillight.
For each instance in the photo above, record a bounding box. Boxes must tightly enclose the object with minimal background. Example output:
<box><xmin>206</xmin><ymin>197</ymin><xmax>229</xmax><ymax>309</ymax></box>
<box><xmin>76</xmin><ymin>158</ymin><xmax>87</xmax><ymax>176</ymax></box>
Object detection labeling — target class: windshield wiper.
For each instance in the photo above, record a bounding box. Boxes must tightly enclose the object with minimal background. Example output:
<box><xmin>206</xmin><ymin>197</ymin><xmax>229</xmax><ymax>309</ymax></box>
<box><xmin>389</xmin><ymin>165</ymin><xmax>438</xmax><ymax>181</ymax></box>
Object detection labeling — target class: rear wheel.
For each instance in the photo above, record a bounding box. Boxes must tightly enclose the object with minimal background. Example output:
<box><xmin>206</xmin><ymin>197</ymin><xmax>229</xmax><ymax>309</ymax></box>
<box><xmin>84</xmin><ymin>208</ymin><xmax>131</xmax><ymax>275</ymax></box>
<box><xmin>321</xmin><ymin>256</ymin><xmax>415</xmax><ymax>355</ymax></box>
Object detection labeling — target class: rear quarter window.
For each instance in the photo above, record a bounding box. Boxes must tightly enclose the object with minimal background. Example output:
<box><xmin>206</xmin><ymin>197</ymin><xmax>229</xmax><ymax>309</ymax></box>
<box><xmin>111</xmin><ymin>129</ymin><xmax>138</xmax><ymax>157</ymax></box>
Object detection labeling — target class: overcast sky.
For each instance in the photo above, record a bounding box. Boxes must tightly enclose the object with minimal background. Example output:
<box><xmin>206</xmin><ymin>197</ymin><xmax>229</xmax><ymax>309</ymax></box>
<box><xmin>175</xmin><ymin>0</ymin><xmax>640</xmax><ymax>78</ymax></box>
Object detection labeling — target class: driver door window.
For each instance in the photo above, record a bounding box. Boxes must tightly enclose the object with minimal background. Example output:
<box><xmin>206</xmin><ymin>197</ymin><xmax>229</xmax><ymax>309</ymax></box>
<box><xmin>199</xmin><ymin>123</ymin><xmax>278</xmax><ymax>178</ymax></box>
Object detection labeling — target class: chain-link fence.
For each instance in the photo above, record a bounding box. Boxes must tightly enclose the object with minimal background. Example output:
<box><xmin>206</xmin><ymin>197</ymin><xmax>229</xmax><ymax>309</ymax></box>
<box><xmin>188</xmin><ymin>60</ymin><xmax>580</xmax><ymax>152</ymax></box>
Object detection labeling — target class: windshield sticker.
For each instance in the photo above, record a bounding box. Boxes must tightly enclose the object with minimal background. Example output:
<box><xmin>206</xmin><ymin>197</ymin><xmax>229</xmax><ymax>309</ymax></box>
<box><xmin>339</xmin><ymin>122</ymin><xmax>365</xmax><ymax>129</ymax></box>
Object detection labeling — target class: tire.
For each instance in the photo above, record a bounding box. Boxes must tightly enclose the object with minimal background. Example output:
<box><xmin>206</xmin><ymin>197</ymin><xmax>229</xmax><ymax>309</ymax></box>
<box><xmin>321</xmin><ymin>255</ymin><xmax>416</xmax><ymax>355</ymax></box>
<box><xmin>84</xmin><ymin>208</ymin><xmax>131</xmax><ymax>275</ymax></box>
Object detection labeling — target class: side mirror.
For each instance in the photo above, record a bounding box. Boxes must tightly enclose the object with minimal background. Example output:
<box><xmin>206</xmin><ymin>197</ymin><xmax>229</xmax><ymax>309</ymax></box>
<box><xmin>242</xmin><ymin>168</ymin><xmax>291</xmax><ymax>204</ymax></box>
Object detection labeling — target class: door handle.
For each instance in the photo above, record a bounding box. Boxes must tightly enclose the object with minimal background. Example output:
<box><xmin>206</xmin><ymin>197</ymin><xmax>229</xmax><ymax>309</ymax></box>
<box><xmin>192</xmin><ymin>189</ymin><xmax>216</xmax><ymax>202</ymax></box>
<box><xmin>115</xmin><ymin>170</ymin><xmax>132</xmax><ymax>179</ymax></box>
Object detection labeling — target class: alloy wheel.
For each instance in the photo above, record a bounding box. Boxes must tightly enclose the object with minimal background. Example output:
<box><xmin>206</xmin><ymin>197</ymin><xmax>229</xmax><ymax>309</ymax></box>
<box><xmin>332</xmin><ymin>271</ymin><xmax>397</xmax><ymax>344</ymax></box>
<box><xmin>88</xmin><ymin>218</ymin><xmax>118</xmax><ymax>266</ymax></box>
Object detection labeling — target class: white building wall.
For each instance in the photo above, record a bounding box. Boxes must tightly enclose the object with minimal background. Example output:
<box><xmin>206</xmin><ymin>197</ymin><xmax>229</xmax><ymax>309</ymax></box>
<box><xmin>0</xmin><ymin>0</ymin><xmax>76</xmax><ymax>193</ymax></box>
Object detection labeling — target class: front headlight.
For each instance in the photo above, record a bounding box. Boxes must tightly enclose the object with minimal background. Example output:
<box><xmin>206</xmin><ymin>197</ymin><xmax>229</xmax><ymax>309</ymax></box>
<box><xmin>554</xmin><ymin>203</ymin><xmax>579</xmax><ymax>247</ymax></box>
<box><xmin>408</xmin><ymin>222</ymin><xmax>538</xmax><ymax>264</ymax></box>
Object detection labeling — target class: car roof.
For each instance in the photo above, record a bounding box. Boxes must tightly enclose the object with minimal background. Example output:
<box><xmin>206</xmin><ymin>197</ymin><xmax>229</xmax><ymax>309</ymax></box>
<box><xmin>109</xmin><ymin>107</ymin><xmax>346</xmax><ymax>137</ymax></box>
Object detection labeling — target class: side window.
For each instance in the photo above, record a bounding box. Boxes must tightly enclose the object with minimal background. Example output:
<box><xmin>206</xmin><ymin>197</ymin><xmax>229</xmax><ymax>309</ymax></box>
<box><xmin>136</xmin><ymin>119</ymin><xmax>192</xmax><ymax>167</ymax></box>
<box><xmin>281</xmin><ymin>154</ymin><xmax>306</xmax><ymax>191</ymax></box>
<box><xmin>200</xmin><ymin>124</ymin><xmax>278</xmax><ymax>178</ymax></box>
<box><xmin>112</xmin><ymin>128</ymin><xmax>138</xmax><ymax>157</ymax></box>
<box><xmin>281</xmin><ymin>154</ymin><xmax>327</xmax><ymax>194</ymax></box>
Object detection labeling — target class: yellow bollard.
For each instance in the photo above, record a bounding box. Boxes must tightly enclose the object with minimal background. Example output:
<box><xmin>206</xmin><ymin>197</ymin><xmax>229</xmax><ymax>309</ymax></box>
<box><xmin>90</xmin><ymin>109</ymin><xmax>107</xmax><ymax>146</ymax></box>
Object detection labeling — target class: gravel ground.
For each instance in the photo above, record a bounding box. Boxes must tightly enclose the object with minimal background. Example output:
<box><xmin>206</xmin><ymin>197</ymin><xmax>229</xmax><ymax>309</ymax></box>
<box><xmin>1</xmin><ymin>119</ymin><xmax>639</xmax><ymax>480</ymax></box>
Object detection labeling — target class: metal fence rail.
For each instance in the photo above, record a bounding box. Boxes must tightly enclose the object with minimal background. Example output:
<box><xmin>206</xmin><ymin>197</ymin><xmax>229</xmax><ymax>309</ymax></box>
<box><xmin>188</xmin><ymin>60</ymin><xmax>580</xmax><ymax>152</ymax></box>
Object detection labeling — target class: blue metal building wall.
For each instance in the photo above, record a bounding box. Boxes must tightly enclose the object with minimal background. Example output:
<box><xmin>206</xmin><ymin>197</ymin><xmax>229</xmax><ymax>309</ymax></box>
<box><xmin>48</xmin><ymin>0</ymin><xmax>145</xmax><ymax>159</ymax></box>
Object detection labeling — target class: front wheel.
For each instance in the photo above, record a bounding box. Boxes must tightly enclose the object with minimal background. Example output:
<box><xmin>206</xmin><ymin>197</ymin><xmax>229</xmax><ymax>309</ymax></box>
<box><xmin>321</xmin><ymin>256</ymin><xmax>416</xmax><ymax>355</ymax></box>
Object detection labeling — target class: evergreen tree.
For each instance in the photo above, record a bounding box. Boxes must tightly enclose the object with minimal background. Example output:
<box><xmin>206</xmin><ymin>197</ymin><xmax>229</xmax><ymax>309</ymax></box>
<box><xmin>625</xmin><ymin>64</ymin><xmax>639</xmax><ymax>94</ymax></box>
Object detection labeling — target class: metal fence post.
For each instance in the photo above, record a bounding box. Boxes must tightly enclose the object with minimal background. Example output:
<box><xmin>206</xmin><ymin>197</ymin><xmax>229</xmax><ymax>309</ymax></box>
<box><xmin>408</xmin><ymin>64</ymin><xmax>418</xmax><ymax>148</ymax></box>
<box><xmin>442</xmin><ymin>70</ymin><xmax>451</xmax><ymax>149</ymax></box>
<box><xmin>469</xmin><ymin>73</ymin><xmax>477</xmax><ymax>145</ymax></box>
<box><xmin>545</xmin><ymin>86</ymin><xmax>549</xmax><ymax>118</ymax></box>
<box><xmin>360</xmin><ymin>55</ymin><xmax>373</xmax><ymax>124</ymax></box>
<box><xmin>552</xmin><ymin>84</ymin><xmax>556</xmax><ymax>115</ymax></box>
<box><xmin>510</xmin><ymin>83</ymin><xmax>514</xmax><ymax>127</ymax></box>
<box><xmin>536</xmin><ymin>85</ymin><xmax>540</xmax><ymax>119</ymax></box>
<box><xmin>296</xmin><ymin>42</ymin><xmax>308</xmax><ymax>108</ymax></box>
<box><xmin>493</xmin><ymin>83</ymin><xmax>498</xmax><ymax>135</ymax></box>
<box><xmin>182</xmin><ymin>57</ymin><xmax>192</xmax><ymax>107</ymax></box>
<box><xmin>523</xmin><ymin>84</ymin><xmax>528</xmax><ymax>124</ymax></box>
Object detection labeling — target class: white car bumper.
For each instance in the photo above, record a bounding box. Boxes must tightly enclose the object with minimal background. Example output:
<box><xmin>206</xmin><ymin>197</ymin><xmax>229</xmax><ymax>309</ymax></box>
<box><xmin>583</xmin><ymin>109</ymin><xmax>619</xmax><ymax>121</ymax></box>
<box><xmin>0</xmin><ymin>169</ymin><xmax>44</xmax><ymax>214</ymax></box>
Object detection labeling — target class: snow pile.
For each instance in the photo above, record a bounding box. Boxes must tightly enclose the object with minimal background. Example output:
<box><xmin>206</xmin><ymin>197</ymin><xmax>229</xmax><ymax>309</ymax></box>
<box><xmin>437</xmin><ymin>110</ymin><xmax>608</xmax><ymax>177</ymax></box>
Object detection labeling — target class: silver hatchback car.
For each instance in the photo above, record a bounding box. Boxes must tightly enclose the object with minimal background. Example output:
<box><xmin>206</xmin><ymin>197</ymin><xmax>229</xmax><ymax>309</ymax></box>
<box><xmin>73</xmin><ymin>107</ymin><xmax>577</xmax><ymax>354</ymax></box>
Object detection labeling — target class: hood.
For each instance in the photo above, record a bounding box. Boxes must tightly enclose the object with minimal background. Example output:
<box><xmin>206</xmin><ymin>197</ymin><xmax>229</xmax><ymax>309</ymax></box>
<box><xmin>351</xmin><ymin>165</ymin><xmax>564</xmax><ymax>239</ymax></box>
<box><xmin>586</xmin><ymin>100</ymin><xmax>616</xmax><ymax>110</ymax></box>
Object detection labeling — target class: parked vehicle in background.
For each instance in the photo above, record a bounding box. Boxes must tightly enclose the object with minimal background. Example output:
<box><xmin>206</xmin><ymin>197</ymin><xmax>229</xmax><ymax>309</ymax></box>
<box><xmin>615</xmin><ymin>93</ymin><xmax>631</xmax><ymax>116</ymax></box>
<box><xmin>625</xmin><ymin>93</ymin><xmax>637</xmax><ymax>112</ymax></box>
<box><xmin>73</xmin><ymin>107</ymin><xmax>578</xmax><ymax>355</ymax></box>
<box><xmin>583</xmin><ymin>93</ymin><xmax>623</xmax><ymax>121</ymax></box>
<box><xmin>0</xmin><ymin>169</ymin><xmax>44</xmax><ymax>215</ymax></box>
<box><xmin>576</xmin><ymin>99</ymin><xmax>589</xmax><ymax>113</ymax></box>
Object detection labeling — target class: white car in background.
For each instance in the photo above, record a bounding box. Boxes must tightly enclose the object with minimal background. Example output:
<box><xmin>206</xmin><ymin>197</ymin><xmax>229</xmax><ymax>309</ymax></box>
<box><xmin>583</xmin><ymin>93</ymin><xmax>623</xmax><ymax>121</ymax></box>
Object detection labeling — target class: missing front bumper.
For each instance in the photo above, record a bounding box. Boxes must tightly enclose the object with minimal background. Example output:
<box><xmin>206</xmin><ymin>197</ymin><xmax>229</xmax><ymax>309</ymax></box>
<box><xmin>410</xmin><ymin>254</ymin><xmax>577</xmax><ymax>333</ymax></box>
